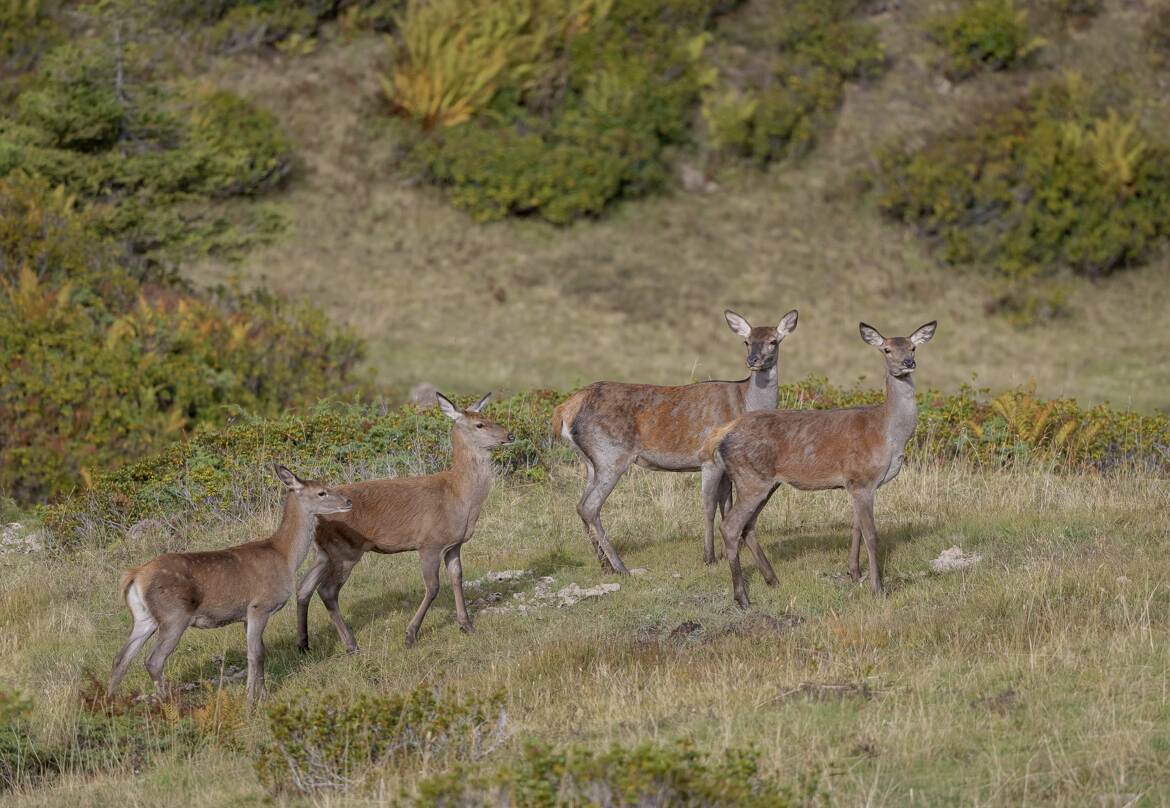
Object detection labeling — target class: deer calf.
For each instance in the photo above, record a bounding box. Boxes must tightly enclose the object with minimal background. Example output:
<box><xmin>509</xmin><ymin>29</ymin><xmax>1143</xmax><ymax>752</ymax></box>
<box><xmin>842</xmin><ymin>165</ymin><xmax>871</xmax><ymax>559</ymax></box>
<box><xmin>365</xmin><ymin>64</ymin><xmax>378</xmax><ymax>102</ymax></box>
<box><xmin>108</xmin><ymin>466</ymin><xmax>352</xmax><ymax>705</ymax></box>
<box><xmin>296</xmin><ymin>392</ymin><xmax>513</xmax><ymax>650</ymax></box>
<box><xmin>703</xmin><ymin>320</ymin><xmax>937</xmax><ymax>607</ymax></box>
<box><xmin>553</xmin><ymin>309</ymin><xmax>798</xmax><ymax>574</ymax></box>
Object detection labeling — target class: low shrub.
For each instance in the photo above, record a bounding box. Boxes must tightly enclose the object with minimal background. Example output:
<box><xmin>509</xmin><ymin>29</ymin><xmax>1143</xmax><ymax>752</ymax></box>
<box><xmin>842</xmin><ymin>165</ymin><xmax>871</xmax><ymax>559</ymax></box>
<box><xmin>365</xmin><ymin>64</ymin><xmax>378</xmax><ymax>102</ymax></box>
<box><xmin>43</xmin><ymin>380</ymin><xmax>1169</xmax><ymax>545</ymax></box>
<box><xmin>0</xmin><ymin>0</ymin><xmax>69</xmax><ymax>74</ymax></box>
<box><xmin>874</xmin><ymin>79</ymin><xmax>1170</xmax><ymax>278</ymax></box>
<box><xmin>1145</xmin><ymin>4</ymin><xmax>1170</xmax><ymax>68</ymax></box>
<box><xmin>254</xmin><ymin>685</ymin><xmax>506</xmax><ymax>795</ymax></box>
<box><xmin>701</xmin><ymin>0</ymin><xmax>885</xmax><ymax>165</ymax></box>
<box><xmin>927</xmin><ymin>0</ymin><xmax>1043</xmax><ymax>80</ymax></box>
<box><xmin>1</xmin><ymin>41</ymin><xmax>294</xmax><ymax>263</ymax></box>
<box><xmin>413</xmin><ymin>740</ymin><xmax>817</xmax><ymax>806</ymax></box>
<box><xmin>0</xmin><ymin>174</ymin><xmax>366</xmax><ymax>504</ymax></box>
<box><xmin>399</xmin><ymin>0</ymin><xmax>712</xmax><ymax>222</ymax></box>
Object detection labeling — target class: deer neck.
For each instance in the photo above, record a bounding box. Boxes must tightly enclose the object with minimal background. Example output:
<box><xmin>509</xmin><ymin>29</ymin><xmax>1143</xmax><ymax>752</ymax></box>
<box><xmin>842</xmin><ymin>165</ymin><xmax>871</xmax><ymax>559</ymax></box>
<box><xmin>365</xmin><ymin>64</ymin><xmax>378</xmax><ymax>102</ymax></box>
<box><xmin>450</xmin><ymin>428</ymin><xmax>493</xmax><ymax>504</ymax></box>
<box><xmin>881</xmin><ymin>371</ymin><xmax>919</xmax><ymax>452</ymax></box>
<box><xmin>269</xmin><ymin>494</ymin><xmax>317</xmax><ymax>577</ymax></box>
<box><xmin>743</xmin><ymin>364</ymin><xmax>778</xmax><ymax>412</ymax></box>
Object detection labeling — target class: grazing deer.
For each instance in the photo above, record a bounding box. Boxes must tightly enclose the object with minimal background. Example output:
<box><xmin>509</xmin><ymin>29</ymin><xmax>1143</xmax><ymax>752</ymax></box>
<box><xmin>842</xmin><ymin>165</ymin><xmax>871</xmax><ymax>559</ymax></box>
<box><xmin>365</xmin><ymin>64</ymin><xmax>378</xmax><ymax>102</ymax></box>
<box><xmin>108</xmin><ymin>466</ymin><xmax>352</xmax><ymax>706</ymax></box>
<box><xmin>553</xmin><ymin>309</ymin><xmax>798</xmax><ymax>574</ymax></box>
<box><xmin>703</xmin><ymin>320</ymin><xmax>937</xmax><ymax>607</ymax></box>
<box><xmin>296</xmin><ymin>392</ymin><xmax>513</xmax><ymax>651</ymax></box>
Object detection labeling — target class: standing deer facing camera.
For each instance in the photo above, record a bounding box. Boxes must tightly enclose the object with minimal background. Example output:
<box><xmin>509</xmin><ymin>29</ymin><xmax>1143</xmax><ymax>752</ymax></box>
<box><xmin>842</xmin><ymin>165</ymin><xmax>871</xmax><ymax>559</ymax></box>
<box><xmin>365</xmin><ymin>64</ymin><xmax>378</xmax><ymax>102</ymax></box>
<box><xmin>553</xmin><ymin>309</ymin><xmax>798</xmax><ymax>574</ymax></box>
<box><xmin>296</xmin><ymin>392</ymin><xmax>513</xmax><ymax>650</ymax></box>
<box><xmin>108</xmin><ymin>466</ymin><xmax>352</xmax><ymax>706</ymax></box>
<box><xmin>702</xmin><ymin>320</ymin><xmax>937</xmax><ymax>607</ymax></box>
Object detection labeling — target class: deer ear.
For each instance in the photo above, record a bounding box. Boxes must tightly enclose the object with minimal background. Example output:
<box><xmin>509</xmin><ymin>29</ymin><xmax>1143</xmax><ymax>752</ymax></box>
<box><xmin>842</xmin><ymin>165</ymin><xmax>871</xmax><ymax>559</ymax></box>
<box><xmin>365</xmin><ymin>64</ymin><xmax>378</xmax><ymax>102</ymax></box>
<box><xmin>777</xmin><ymin>309</ymin><xmax>798</xmax><ymax>338</ymax></box>
<box><xmin>725</xmin><ymin>309</ymin><xmax>752</xmax><ymax>339</ymax></box>
<box><xmin>468</xmin><ymin>392</ymin><xmax>491</xmax><ymax>413</ymax></box>
<box><xmin>859</xmin><ymin>322</ymin><xmax>885</xmax><ymax>348</ymax></box>
<box><xmin>436</xmin><ymin>392</ymin><xmax>461</xmax><ymax>420</ymax></box>
<box><xmin>274</xmin><ymin>464</ymin><xmax>303</xmax><ymax>490</ymax></box>
<box><xmin>910</xmin><ymin>320</ymin><xmax>937</xmax><ymax>346</ymax></box>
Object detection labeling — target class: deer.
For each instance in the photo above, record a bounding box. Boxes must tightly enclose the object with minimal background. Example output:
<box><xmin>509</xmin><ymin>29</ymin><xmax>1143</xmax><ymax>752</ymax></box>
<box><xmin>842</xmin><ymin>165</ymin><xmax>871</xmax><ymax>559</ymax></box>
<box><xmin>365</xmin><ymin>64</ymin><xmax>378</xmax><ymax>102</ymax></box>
<box><xmin>701</xmin><ymin>320</ymin><xmax>937</xmax><ymax>608</ymax></box>
<box><xmin>552</xmin><ymin>308</ymin><xmax>799</xmax><ymax>574</ymax></box>
<box><xmin>108</xmin><ymin>466</ymin><xmax>352</xmax><ymax>706</ymax></box>
<box><xmin>295</xmin><ymin>392</ymin><xmax>513</xmax><ymax>651</ymax></box>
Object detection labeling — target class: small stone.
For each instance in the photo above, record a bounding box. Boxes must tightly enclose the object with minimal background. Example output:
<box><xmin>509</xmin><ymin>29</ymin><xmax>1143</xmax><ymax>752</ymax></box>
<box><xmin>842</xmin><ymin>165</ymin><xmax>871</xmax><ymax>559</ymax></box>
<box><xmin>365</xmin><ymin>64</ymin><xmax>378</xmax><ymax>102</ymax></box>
<box><xmin>629</xmin><ymin>567</ymin><xmax>649</xmax><ymax>577</ymax></box>
<box><xmin>930</xmin><ymin>546</ymin><xmax>981</xmax><ymax>573</ymax></box>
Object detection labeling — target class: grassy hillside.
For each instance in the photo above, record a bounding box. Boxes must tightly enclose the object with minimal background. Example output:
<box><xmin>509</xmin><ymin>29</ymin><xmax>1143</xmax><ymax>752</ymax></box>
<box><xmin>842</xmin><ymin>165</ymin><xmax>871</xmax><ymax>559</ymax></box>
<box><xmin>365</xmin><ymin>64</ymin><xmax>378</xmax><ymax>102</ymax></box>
<box><xmin>3</xmin><ymin>459</ymin><xmax>1169</xmax><ymax>804</ymax></box>
<box><xmin>183</xmin><ymin>2</ymin><xmax>1170</xmax><ymax>413</ymax></box>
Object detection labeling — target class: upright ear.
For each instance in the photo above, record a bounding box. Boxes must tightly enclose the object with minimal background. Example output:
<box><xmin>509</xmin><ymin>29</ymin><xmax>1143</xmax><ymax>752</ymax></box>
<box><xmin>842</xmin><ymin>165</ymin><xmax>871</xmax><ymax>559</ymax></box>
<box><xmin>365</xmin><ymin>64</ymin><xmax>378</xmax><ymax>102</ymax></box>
<box><xmin>777</xmin><ymin>309</ymin><xmax>798</xmax><ymax>339</ymax></box>
<box><xmin>274</xmin><ymin>464</ymin><xmax>303</xmax><ymax>491</ymax></box>
<box><xmin>859</xmin><ymin>322</ymin><xmax>885</xmax><ymax>348</ymax></box>
<box><xmin>725</xmin><ymin>309</ymin><xmax>752</xmax><ymax>339</ymax></box>
<box><xmin>436</xmin><ymin>392</ymin><xmax>462</xmax><ymax>421</ymax></box>
<box><xmin>468</xmin><ymin>392</ymin><xmax>492</xmax><ymax>413</ymax></box>
<box><xmin>910</xmin><ymin>320</ymin><xmax>937</xmax><ymax>346</ymax></box>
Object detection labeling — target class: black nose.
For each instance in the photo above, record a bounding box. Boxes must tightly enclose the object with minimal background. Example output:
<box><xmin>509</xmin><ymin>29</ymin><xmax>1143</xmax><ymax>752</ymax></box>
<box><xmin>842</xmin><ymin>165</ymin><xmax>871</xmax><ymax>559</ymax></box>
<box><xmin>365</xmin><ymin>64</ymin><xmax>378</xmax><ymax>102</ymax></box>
<box><xmin>507</xmin><ymin>433</ymin><xmax>515</xmax><ymax>442</ymax></box>
<box><xmin>903</xmin><ymin>358</ymin><xmax>915</xmax><ymax>368</ymax></box>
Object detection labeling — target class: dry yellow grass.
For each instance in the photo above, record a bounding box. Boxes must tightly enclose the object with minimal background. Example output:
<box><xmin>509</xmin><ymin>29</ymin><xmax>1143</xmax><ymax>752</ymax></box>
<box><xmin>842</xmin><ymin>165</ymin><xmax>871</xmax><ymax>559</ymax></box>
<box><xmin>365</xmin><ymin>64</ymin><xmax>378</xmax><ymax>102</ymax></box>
<box><xmin>3</xmin><ymin>459</ymin><xmax>1169</xmax><ymax>804</ymax></box>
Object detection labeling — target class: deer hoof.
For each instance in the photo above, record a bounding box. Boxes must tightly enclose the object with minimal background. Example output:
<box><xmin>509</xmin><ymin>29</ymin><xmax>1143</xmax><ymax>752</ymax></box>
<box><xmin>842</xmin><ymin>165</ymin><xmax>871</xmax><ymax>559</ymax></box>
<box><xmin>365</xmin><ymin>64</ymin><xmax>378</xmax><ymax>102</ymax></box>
<box><xmin>296</xmin><ymin>641</ymin><xmax>309</xmax><ymax>654</ymax></box>
<box><xmin>458</xmin><ymin>621</ymin><xmax>475</xmax><ymax>635</ymax></box>
<box><xmin>703</xmin><ymin>554</ymin><xmax>717</xmax><ymax>566</ymax></box>
<box><xmin>404</xmin><ymin>630</ymin><xmax>418</xmax><ymax>648</ymax></box>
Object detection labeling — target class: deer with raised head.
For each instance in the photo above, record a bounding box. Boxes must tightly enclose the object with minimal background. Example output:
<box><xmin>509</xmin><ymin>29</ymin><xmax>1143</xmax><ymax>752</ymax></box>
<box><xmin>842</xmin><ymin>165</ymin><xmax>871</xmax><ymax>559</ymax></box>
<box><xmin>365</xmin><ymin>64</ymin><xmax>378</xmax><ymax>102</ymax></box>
<box><xmin>702</xmin><ymin>320</ymin><xmax>937</xmax><ymax>607</ymax></box>
<box><xmin>108</xmin><ymin>466</ymin><xmax>352</xmax><ymax>706</ymax></box>
<box><xmin>553</xmin><ymin>309</ymin><xmax>798</xmax><ymax>574</ymax></box>
<box><xmin>296</xmin><ymin>392</ymin><xmax>513</xmax><ymax>651</ymax></box>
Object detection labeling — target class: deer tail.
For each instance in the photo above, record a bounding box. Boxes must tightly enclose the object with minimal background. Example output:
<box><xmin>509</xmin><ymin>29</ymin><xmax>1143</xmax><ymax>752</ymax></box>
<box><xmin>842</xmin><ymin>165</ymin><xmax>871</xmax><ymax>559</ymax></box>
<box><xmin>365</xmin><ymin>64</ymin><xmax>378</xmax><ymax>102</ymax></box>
<box><xmin>552</xmin><ymin>390</ymin><xmax>587</xmax><ymax>445</ymax></box>
<box><xmin>119</xmin><ymin>567</ymin><xmax>140</xmax><ymax>604</ymax></box>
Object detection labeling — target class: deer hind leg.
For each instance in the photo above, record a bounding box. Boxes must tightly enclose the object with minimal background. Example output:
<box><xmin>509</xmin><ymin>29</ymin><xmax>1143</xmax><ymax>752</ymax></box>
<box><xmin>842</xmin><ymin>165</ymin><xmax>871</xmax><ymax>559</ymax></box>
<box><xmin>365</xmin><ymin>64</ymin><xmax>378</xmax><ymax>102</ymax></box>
<box><xmin>244</xmin><ymin>606</ymin><xmax>272</xmax><ymax>708</ymax></box>
<box><xmin>720</xmin><ymin>484</ymin><xmax>774</xmax><ymax>609</ymax></box>
<box><xmin>318</xmin><ymin>556</ymin><xmax>360</xmax><ymax>654</ymax></box>
<box><xmin>700</xmin><ymin>464</ymin><xmax>726</xmax><ymax>566</ymax></box>
<box><xmin>143</xmin><ymin>615</ymin><xmax>188</xmax><ymax>699</ymax></box>
<box><xmin>405</xmin><ymin>548</ymin><xmax>442</xmax><ymax>647</ymax></box>
<box><xmin>444</xmin><ymin>545</ymin><xmax>473</xmax><ymax>634</ymax></box>
<box><xmin>742</xmin><ymin>495</ymin><xmax>779</xmax><ymax>588</ymax></box>
<box><xmin>295</xmin><ymin>549</ymin><xmax>330</xmax><ymax>652</ymax></box>
<box><xmin>576</xmin><ymin>452</ymin><xmax>632</xmax><ymax>575</ymax></box>
<box><xmin>848</xmin><ymin>519</ymin><xmax>863</xmax><ymax>583</ymax></box>
<box><xmin>108</xmin><ymin>583</ymin><xmax>157</xmax><ymax>697</ymax></box>
<box><xmin>850</xmin><ymin>488</ymin><xmax>883</xmax><ymax>595</ymax></box>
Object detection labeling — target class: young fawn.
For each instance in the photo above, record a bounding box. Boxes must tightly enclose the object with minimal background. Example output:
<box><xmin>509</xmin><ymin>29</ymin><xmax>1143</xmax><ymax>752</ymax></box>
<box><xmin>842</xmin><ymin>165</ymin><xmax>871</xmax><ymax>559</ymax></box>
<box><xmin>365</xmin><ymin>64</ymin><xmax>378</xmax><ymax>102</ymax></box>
<box><xmin>702</xmin><ymin>320</ymin><xmax>937</xmax><ymax>607</ymax></box>
<box><xmin>108</xmin><ymin>466</ymin><xmax>352</xmax><ymax>706</ymax></box>
<box><xmin>296</xmin><ymin>392</ymin><xmax>513</xmax><ymax>650</ymax></box>
<box><xmin>553</xmin><ymin>309</ymin><xmax>798</xmax><ymax>574</ymax></box>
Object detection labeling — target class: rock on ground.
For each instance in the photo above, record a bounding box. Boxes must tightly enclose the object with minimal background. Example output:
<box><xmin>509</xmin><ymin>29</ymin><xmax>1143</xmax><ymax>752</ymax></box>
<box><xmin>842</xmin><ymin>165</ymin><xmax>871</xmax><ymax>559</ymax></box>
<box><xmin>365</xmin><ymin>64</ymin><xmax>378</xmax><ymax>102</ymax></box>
<box><xmin>930</xmin><ymin>545</ymin><xmax>982</xmax><ymax>573</ymax></box>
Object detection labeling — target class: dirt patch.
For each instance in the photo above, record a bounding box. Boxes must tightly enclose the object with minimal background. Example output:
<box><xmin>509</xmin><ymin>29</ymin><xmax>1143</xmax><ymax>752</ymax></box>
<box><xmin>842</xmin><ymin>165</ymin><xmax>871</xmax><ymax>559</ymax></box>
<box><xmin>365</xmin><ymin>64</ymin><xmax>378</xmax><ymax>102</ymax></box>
<box><xmin>668</xmin><ymin>620</ymin><xmax>704</xmax><ymax>641</ymax></box>
<box><xmin>472</xmin><ymin>574</ymin><xmax>621</xmax><ymax>615</ymax></box>
<box><xmin>971</xmin><ymin>688</ymin><xmax>1020</xmax><ymax>715</ymax></box>
<box><xmin>774</xmin><ymin>681</ymin><xmax>885</xmax><ymax>704</ymax></box>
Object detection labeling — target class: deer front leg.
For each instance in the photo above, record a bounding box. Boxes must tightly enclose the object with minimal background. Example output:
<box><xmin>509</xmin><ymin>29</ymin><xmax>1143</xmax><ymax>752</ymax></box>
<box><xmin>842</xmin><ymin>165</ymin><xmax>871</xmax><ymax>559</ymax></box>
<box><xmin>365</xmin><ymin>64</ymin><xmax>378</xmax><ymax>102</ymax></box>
<box><xmin>848</xmin><ymin>516</ymin><xmax>863</xmax><ymax>583</ymax></box>
<box><xmin>245</xmin><ymin>606</ymin><xmax>272</xmax><ymax>708</ymax></box>
<box><xmin>850</xmin><ymin>489</ymin><xmax>882</xmax><ymax>595</ymax></box>
<box><xmin>444</xmin><ymin>544</ymin><xmax>473</xmax><ymax>634</ymax></box>
<box><xmin>295</xmin><ymin>550</ymin><xmax>330</xmax><ymax>652</ymax></box>
<box><xmin>318</xmin><ymin>557</ymin><xmax>360</xmax><ymax>653</ymax></box>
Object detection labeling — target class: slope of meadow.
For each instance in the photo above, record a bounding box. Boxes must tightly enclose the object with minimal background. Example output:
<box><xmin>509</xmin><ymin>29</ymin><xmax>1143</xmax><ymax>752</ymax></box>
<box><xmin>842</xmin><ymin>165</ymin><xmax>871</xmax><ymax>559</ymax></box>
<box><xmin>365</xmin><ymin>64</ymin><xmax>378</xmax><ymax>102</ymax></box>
<box><xmin>185</xmin><ymin>2</ymin><xmax>1170</xmax><ymax>412</ymax></box>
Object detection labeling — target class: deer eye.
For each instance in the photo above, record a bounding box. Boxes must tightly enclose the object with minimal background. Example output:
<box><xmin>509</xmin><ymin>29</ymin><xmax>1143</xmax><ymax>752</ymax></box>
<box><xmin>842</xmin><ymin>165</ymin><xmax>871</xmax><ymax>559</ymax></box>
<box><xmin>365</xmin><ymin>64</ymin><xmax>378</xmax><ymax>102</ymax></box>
<box><xmin>769</xmin><ymin>339</ymin><xmax>778</xmax><ymax>347</ymax></box>
<box><xmin>476</xmin><ymin>423</ymin><xmax>484</xmax><ymax>429</ymax></box>
<box><xmin>318</xmin><ymin>491</ymin><xmax>326</xmax><ymax>497</ymax></box>
<box><xmin>883</xmin><ymin>348</ymin><xmax>891</xmax><ymax>354</ymax></box>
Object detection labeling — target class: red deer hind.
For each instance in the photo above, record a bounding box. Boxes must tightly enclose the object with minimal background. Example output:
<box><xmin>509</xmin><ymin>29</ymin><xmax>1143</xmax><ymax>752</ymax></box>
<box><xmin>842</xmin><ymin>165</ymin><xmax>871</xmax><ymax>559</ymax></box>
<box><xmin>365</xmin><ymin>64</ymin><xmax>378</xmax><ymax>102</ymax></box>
<box><xmin>553</xmin><ymin>309</ymin><xmax>798</xmax><ymax>574</ymax></box>
<box><xmin>702</xmin><ymin>320</ymin><xmax>936</xmax><ymax>607</ymax></box>
<box><xmin>108</xmin><ymin>466</ymin><xmax>352</xmax><ymax>706</ymax></box>
<box><xmin>296</xmin><ymin>392</ymin><xmax>513</xmax><ymax>650</ymax></box>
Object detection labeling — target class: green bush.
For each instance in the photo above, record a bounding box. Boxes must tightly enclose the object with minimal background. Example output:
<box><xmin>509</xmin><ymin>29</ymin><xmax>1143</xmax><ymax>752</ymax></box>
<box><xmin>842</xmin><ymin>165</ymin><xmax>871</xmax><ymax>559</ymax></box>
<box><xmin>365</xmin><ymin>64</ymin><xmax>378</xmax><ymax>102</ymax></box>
<box><xmin>0</xmin><ymin>0</ymin><xmax>69</xmax><ymax>74</ymax></box>
<box><xmin>1</xmin><ymin>41</ymin><xmax>294</xmax><ymax>263</ymax></box>
<box><xmin>0</xmin><ymin>175</ymin><xmax>366</xmax><ymax>504</ymax></box>
<box><xmin>928</xmin><ymin>0</ymin><xmax>1043</xmax><ymax>80</ymax></box>
<box><xmin>255</xmin><ymin>685</ymin><xmax>506</xmax><ymax>795</ymax></box>
<box><xmin>43</xmin><ymin>379</ymin><xmax>1170</xmax><ymax>545</ymax></box>
<box><xmin>399</xmin><ymin>0</ymin><xmax>711</xmax><ymax>223</ymax></box>
<box><xmin>874</xmin><ymin>80</ymin><xmax>1170</xmax><ymax>278</ymax></box>
<box><xmin>1145</xmin><ymin>4</ymin><xmax>1170</xmax><ymax>67</ymax></box>
<box><xmin>413</xmin><ymin>740</ymin><xmax>815</xmax><ymax>806</ymax></box>
<box><xmin>701</xmin><ymin>0</ymin><xmax>885</xmax><ymax>164</ymax></box>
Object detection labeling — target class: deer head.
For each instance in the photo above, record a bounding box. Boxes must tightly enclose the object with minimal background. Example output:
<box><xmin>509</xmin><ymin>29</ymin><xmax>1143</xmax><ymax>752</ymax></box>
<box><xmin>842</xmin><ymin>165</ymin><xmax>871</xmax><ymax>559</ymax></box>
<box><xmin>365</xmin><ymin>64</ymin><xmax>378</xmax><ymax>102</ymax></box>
<box><xmin>274</xmin><ymin>465</ymin><xmax>352</xmax><ymax>515</ymax></box>
<box><xmin>859</xmin><ymin>321</ymin><xmax>937</xmax><ymax>378</ymax></box>
<box><xmin>724</xmin><ymin>309</ymin><xmax>799</xmax><ymax>372</ymax></box>
<box><xmin>436</xmin><ymin>392</ymin><xmax>515</xmax><ymax>449</ymax></box>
